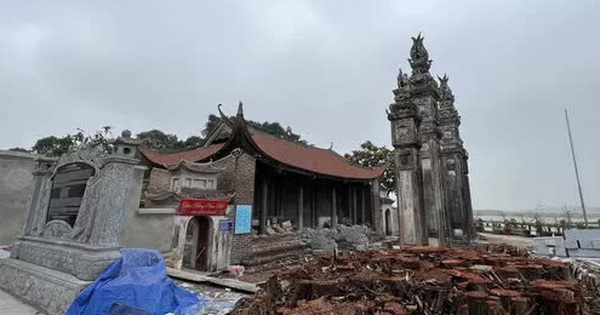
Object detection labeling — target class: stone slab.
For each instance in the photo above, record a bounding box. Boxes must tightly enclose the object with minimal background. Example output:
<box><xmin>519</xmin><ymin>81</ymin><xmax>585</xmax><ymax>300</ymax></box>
<box><xmin>0</xmin><ymin>258</ymin><xmax>90</xmax><ymax>314</ymax></box>
<box><xmin>564</xmin><ymin>239</ymin><xmax>579</xmax><ymax>249</ymax></box>
<box><xmin>167</xmin><ymin>267</ymin><xmax>259</xmax><ymax>293</ymax></box>
<box><xmin>568</xmin><ymin>249</ymin><xmax>600</xmax><ymax>258</ymax></box>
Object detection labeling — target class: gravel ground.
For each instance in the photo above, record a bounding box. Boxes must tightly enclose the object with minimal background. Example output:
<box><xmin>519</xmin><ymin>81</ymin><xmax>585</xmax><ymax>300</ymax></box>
<box><xmin>477</xmin><ymin>232</ymin><xmax>534</xmax><ymax>250</ymax></box>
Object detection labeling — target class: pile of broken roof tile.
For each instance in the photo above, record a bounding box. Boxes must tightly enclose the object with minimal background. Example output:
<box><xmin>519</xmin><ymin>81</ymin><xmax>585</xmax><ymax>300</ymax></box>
<box><xmin>231</xmin><ymin>245</ymin><xmax>590</xmax><ymax>315</ymax></box>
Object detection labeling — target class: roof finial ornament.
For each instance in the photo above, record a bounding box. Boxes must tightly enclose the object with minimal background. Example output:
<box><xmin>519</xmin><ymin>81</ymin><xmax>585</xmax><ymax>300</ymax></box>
<box><xmin>328</xmin><ymin>142</ymin><xmax>334</xmax><ymax>150</ymax></box>
<box><xmin>397</xmin><ymin>68</ymin><xmax>409</xmax><ymax>88</ymax></box>
<box><xmin>218</xmin><ymin>103</ymin><xmax>235</xmax><ymax>127</ymax></box>
<box><xmin>437</xmin><ymin>74</ymin><xmax>454</xmax><ymax>102</ymax></box>
<box><xmin>408</xmin><ymin>33</ymin><xmax>432</xmax><ymax>75</ymax></box>
<box><xmin>237</xmin><ymin>101</ymin><xmax>244</xmax><ymax>117</ymax></box>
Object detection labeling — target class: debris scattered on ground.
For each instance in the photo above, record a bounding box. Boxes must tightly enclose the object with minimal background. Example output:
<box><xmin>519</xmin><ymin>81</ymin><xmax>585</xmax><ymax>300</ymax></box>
<box><xmin>174</xmin><ymin>280</ymin><xmax>249</xmax><ymax>315</ymax></box>
<box><xmin>231</xmin><ymin>244</ymin><xmax>591</xmax><ymax>315</ymax></box>
<box><xmin>303</xmin><ymin>225</ymin><xmax>377</xmax><ymax>254</ymax></box>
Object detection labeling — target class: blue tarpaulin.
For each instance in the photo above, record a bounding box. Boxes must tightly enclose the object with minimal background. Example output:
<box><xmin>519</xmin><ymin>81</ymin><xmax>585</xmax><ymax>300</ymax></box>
<box><xmin>67</xmin><ymin>249</ymin><xmax>203</xmax><ymax>315</ymax></box>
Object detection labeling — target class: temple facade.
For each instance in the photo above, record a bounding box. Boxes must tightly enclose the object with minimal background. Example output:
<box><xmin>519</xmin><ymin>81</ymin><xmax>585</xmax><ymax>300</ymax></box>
<box><xmin>388</xmin><ymin>35</ymin><xmax>473</xmax><ymax>246</ymax></box>
<box><xmin>138</xmin><ymin>104</ymin><xmax>385</xmax><ymax>267</ymax></box>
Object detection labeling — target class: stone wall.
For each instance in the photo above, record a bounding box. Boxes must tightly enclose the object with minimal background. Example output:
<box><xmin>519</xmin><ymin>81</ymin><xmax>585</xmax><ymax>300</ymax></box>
<box><xmin>212</xmin><ymin>153</ymin><xmax>256</xmax><ymax>204</ymax></box>
<box><xmin>211</xmin><ymin>153</ymin><xmax>257</xmax><ymax>263</ymax></box>
<box><xmin>0</xmin><ymin>150</ymin><xmax>38</xmax><ymax>245</ymax></box>
<box><xmin>147</xmin><ymin>167</ymin><xmax>171</xmax><ymax>192</ymax></box>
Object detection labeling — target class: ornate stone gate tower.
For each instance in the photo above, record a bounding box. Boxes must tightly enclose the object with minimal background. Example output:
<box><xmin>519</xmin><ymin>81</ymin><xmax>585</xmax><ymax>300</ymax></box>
<box><xmin>438</xmin><ymin>75</ymin><xmax>474</xmax><ymax>239</ymax></box>
<box><xmin>389</xmin><ymin>34</ymin><xmax>473</xmax><ymax>246</ymax></box>
<box><xmin>407</xmin><ymin>34</ymin><xmax>449</xmax><ymax>246</ymax></box>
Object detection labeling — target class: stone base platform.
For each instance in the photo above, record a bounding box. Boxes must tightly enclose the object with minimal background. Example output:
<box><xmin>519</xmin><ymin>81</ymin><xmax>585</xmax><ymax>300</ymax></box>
<box><xmin>12</xmin><ymin>237</ymin><xmax>121</xmax><ymax>281</ymax></box>
<box><xmin>0</xmin><ymin>258</ymin><xmax>90</xmax><ymax>314</ymax></box>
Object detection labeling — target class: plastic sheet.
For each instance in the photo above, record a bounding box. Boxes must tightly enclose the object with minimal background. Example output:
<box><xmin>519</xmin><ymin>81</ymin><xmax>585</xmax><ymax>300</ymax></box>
<box><xmin>67</xmin><ymin>249</ymin><xmax>202</xmax><ymax>315</ymax></box>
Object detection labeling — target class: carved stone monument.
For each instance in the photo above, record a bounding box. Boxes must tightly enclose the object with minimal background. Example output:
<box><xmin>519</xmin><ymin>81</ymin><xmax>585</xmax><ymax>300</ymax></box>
<box><xmin>0</xmin><ymin>131</ymin><xmax>143</xmax><ymax>314</ymax></box>
<box><xmin>388</xmin><ymin>35</ymin><xmax>474</xmax><ymax>246</ymax></box>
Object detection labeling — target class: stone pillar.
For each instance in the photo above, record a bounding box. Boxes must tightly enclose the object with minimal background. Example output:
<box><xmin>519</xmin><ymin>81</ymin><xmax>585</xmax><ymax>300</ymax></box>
<box><xmin>388</xmin><ymin>67</ymin><xmax>428</xmax><ymax>247</ymax></box>
<box><xmin>297</xmin><ymin>186</ymin><xmax>304</xmax><ymax>230</ymax></box>
<box><xmin>407</xmin><ymin>34</ymin><xmax>448</xmax><ymax>246</ymax></box>
<box><xmin>260</xmin><ymin>178</ymin><xmax>268</xmax><ymax>234</ymax></box>
<box><xmin>370</xmin><ymin>179</ymin><xmax>383</xmax><ymax>234</ymax></box>
<box><xmin>438</xmin><ymin>74</ymin><xmax>473</xmax><ymax>241</ymax></box>
<box><xmin>462</xmin><ymin>157</ymin><xmax>475</xmax><ymax>238</ymax></box>
<box><xmin>331</xmin><ymin>187</ymin><xmax>338</xmax><ymax>227</ymax></box>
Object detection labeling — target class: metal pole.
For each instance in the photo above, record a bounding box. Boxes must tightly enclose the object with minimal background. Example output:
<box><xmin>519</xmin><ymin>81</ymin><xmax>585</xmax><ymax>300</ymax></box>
<box><xmin>564</xmin><ymin>109</ymin><xmax>588</xmax><ymax>227</ymax></box>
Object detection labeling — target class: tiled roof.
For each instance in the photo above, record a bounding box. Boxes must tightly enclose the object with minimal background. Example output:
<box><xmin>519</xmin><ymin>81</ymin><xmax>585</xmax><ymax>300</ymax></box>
<box><xmin>250</xmin><ymin>133</ymin><xmax>385</xmax><ymax>180</ymax></box>
<box><xmin>139</xmin><ymin>143</ymin><xmax>224</xmax><ymax>167</ymax></box>
<box><xmin>140</xmin><ymin>134</ymin><xmax>385</xmax><ymax>180</ymax></box>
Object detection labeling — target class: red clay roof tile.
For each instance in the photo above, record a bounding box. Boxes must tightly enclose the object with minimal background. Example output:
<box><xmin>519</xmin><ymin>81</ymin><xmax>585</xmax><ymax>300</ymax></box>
<box><xmin>140</xmin><ymin>135</ymin><xmax>384</xmax><ymax>180</ymax></box>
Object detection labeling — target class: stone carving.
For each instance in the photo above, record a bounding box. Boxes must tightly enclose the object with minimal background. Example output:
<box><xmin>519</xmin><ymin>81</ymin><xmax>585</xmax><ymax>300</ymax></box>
<box><xmin>0</xmin><ymin>131</ymin><xmax>145</xmax><ymax>313</ymax></box>
<box><xmin>55</xmin><ymin>144</ymin><xmax>109</xmax><ymax>170</ymax></box>
<box><xmin>438</xmin><ymin>74</ymin><xmax>454</xmax><ymax>102</ymax></box>
<box><xmin>42</xmin><ymin>220</ymin><xmax>73</xmax><ymax>239</ymax></box>
<box><xmin>409</xmin><ymin>34</ymin><xmax>431</xmax><ymax>74</ymax></box>
<box><xmin>0</xmin><ymin>259</ymin><xmax>88</xmax><ymax>314</ymax></box>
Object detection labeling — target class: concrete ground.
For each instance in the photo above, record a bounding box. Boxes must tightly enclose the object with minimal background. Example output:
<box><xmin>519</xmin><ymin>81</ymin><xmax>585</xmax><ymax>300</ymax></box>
<box><xmin>0</xmin><ymin>289</ymin><xmax>40</xmax><ymax>315</ymax></box>
<box><xmin>477</xmin><ymin>232</ymin><xmax>534</xmax><ymax>250</ymax></box>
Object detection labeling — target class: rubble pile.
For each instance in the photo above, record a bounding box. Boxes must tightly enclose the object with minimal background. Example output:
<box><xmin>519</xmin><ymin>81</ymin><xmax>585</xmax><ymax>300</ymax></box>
<box><xmin>303</xmin><ymin>225</ymin><xmax>374</xmax><ymax>253</ymax></box>
<box><xmin>232</xmin><ymin>245</ymin><xmax>589</xmax><ymax>315</ymax></box>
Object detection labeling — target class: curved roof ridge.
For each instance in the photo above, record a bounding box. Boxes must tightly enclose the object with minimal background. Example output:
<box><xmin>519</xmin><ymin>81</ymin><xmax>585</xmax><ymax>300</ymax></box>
<box><xmin>250</xmin><ymin>131</ymin><xmax>386</xmax><ymax>172</ymax></box>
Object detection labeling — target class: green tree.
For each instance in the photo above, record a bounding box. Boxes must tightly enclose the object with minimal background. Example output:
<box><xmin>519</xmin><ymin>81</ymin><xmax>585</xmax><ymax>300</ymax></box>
<box><xmin>137</xmin><ymin>130</ymin><xmax>204</xmax><ymax>150</ymax></box>
<box><xmin>137</xmin><ymin>130</ymin><xmax>182</xmax><ymax>150</ymax></box>
<box><xmin>344</xmin><ymin>141</ymin><xmax>396</xmax><ymax>196</ymax></box>
<box><xmin>31</xmin><ymin>127</ymin><xmax>112</xmax><ymax>157</ymax></box>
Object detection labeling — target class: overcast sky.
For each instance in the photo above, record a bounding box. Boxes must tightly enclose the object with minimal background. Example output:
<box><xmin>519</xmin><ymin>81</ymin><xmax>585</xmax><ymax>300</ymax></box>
<box><xmin>1</xmin><ymin>1</ymin><xmax>598</xmax><ymax>211</ymax></box>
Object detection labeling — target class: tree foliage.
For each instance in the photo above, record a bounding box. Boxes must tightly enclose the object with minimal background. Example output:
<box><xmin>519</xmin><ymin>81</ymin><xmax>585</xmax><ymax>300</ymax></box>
<box><xmin>31</xmin><ymin>127</ymin><xmax>113</xmax><ymax>157</ymax></box>
<box><xmin>22</xmin><ymin>113</ymin><xmax>309</xmax><ymax>155</ymax></box>
<box><xmin>136</xmin><ymin>130</ymin><xmax>203</xmax><ymax>150</ymax></box>
<box><xmin>344</xmin><ymin>141</ymin><xmax>396</xmax><ymax>196</ymax></box>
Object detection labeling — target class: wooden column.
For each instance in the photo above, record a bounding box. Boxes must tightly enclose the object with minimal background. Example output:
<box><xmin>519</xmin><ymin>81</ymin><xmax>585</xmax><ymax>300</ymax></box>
<box><xmin>260</xmin><ymin>178</ymin><xmax>268</xmax><ymax>234</ymax></box>
<box><xmin>352</xmin><ymin>187</ymin><xmax>358</xmax><ymax>225</ymax></box>
<box><xmin>331</xmin><ymin>187</ymin><xmax>338</xmax><ymax>227</ymax></box>
<box><xmin>297</xmin><ymin>186</ymin><xmax>304</xmax><ymax>230</ymax></box>
<box><xmin>278</xmin><ymin>184</ymin><xmax>284</xmax><ymax>218</ymax></box>
<box><xmin>311</xmin><ymin>187</ymin><xmax>316</xmax><ymax>228</ymax></box>
<box><xmin>361</xmin><ymin>186</ymin><xmax>367</xmax><ymax>225</ymax></box>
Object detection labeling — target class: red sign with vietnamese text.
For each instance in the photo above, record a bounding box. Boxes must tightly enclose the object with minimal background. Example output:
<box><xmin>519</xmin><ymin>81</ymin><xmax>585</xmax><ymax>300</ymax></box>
<box><xmin>177</xmin><ymin>199</ymin><xmax>229</xmax><ymax>216</ymax></box>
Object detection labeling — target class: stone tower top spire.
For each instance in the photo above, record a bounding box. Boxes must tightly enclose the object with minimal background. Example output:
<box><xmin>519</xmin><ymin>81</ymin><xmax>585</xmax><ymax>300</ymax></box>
<box><xmin>438</xmin><ymin>74</ymin><xmax>454</xmax><ymax>103</ymax></box>
<box><xmin>409</xmin><ymin>34</ymin><xmax>432</xmax><ymax>75</ymax></box>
